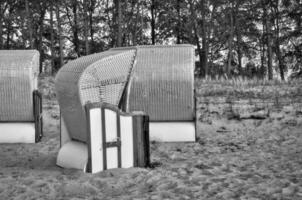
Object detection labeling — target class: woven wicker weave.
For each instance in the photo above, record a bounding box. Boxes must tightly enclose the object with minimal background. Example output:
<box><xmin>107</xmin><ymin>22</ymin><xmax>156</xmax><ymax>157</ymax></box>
<box><xmin>122</xmin><ymin>45</ymin><xmax>195</xmax><ymax>121</ymax></box>
<box><xmin>55</xmin><ymin>50</ymin><xmax>136</xmax><ymax>142</ymax></box>
<box><xmin>0</xmin><ymin>50</ymin><xmax>39</xmax><ymax>121</ymax></box>
<box><xmin>56</xmin><ymin>45</ymin><xmax>194</xmax><ymax>143</ymax></box>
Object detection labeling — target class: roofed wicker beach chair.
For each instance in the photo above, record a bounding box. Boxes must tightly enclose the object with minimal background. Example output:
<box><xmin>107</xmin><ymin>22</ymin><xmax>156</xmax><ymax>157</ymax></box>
<box><xmin>0</xmin><ymin>50</ymin><xmax>43</xmax><ymax>143</ymax></box>
<box><xmin>55</xmin><ymin>45</ymin><xmax>195</xmax><ymax>173</ymax></box>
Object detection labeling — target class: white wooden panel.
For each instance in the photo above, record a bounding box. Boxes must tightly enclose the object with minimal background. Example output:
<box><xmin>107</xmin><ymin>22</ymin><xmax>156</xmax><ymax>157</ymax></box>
<box><xmin>149</xmin><ymin>122</ymin><xmax>195</xmax><ymax>142</ymax></box>
<box><xmin>120</xmin><ymin>116</ymin><xmax>134</xmax><ymax>168</ymax></box>
<box><xmin>0</xmin><ymin>123</ymin><xmax>35</xmax><ymax>143</ymax></box>
<box><xmin>106</xmin><ymin>147</ymin><xmax>118</xmax><ymax>169</ymax></box>
<box><xmin>104</xmin><ymin>109</ymin><xmax>117</xmax><ymax>142</ymax></box>
<box><xmin>89</xmin><ymin>108</ymin><xmax>103</xmax><ymax>173</ymax></box>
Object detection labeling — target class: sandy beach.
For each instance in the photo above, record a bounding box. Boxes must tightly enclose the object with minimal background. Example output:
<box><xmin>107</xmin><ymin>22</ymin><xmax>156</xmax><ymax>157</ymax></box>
<box><xmin>0</xmin><ymin>76</ymin><xmax>302</xmax><ymax>200</ymax></box>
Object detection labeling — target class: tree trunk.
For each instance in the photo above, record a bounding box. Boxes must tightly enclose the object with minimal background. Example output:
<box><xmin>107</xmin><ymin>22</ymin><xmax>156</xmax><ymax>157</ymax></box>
<box><xmin>6</xmin><ymin>7</ymin><xmax>13</xmax><ymax>49</ymax></box>
<box><xmin>207</xmin><ymin>3</ymin><xmax>216</xmax><ymax>77</ymax></box>
<box><xmin>105</xmin><ymin>0</ymin><xmax>115</xmax><ymax>47</ymax></box>
<box><xmin>265</xmin><ymin>9</ymin><xmax>273</xmax><ymax>80</ymax></box>
<box><xmin>56</xmin><ymin>1</ymin><xmax>64</xmax><ymax>68</ymax></box>
<box><xmin>113</xmin><ymin>0</ymin><xmax>123</xmax><ymax>47</ymax></box>
<box><xmin>72</xmin><ymin>0</ymin><xmax>80</xmax><ymax>56</ymax></box>
<box><xmin>116</xmin><ymin>0</ymin><xmax>122</xmax><ymax>47</ymax></box>
<box><xmin>150</xmin><ymin>0</ymin><xmax>156</xmax><ymax>45</ymax></box>
<box><xmin>260</xmin><ymin>38</ymin><xmax>266</xmax><ymax>79</ymax></box>
<box><xmin>0</xmin><ymin>2</ymin><xmax>8</xmax><ymax>49</ymax></box>
<box><xmin>0</xmin><ymin>4</ymin><xmax>3</xmax><ymax>49</ymax></box>
<box><xmin>237</xmin><ymin>44</ymin><xmax>242</xmax><ymax>74</ymax></box>
<box><xmin>195</xmin><ymin>31</ymin><xmax>203</xmax><ymax>77</ymax></box>
<box><xmin>275</xmin><ymin>39</ymin><xmax>284</xmax><ymax>80</ymax></box>
<box><xmin>25</xmin><ymin>0</ymin><xmax>34</xmax><ymax>48</ymax></box>
<box><xmin>176</xmin><ymin>0</ymin><xmax>181</xmax><ymax>44</ymax></box>
<box><xmin>260</xmin><ymin>13</ymin><xmax>266</xmax><ymax>79</ymax></box>
<box><xmin>275</xmin><ymin>2</ymin><xmax>285</xmax><ymax>80</ymax></box>
<box><xmin>227</xmin><ymin>3</ymin><xmax>234</xmax><ymax>77</ymax></box>
<box><xmin>234</xmin><ymin>1</ymin><xmax>242</xmax><ymax>75</ymax></box>
<box><xmin>266</xmin><ymin>20</ymin><xmax>273</xmax><ymax>80</ymax></box>
<box><xmin>189</xmin><ymin>0</ymin><xmax>202</xmax><ymax>77</ymax></box>
<box><xmin>50</xmin><ymin>1</ymin><xmax>55</xmax><ymax>74</ymax></box>
<box><xmin>20</xmin><ymin>15</ymin><xmax>27</xmax><ymax>47</ymax></box>
<box><xmin>89</xmin><ymin>0</ymin><xmax>95</xmax><ymax>47</ymax></box>
<box><xmin>38</xmin><ymin>4</ymin><xmax>46</xmax><ymax>73</ymax></box>
<box><xmin>83</xmin><ymin>0</ymin><xmax>90</xmax><ymax>55</ymax></box>
<box><xmin>260</xmin><ymin>0</ymin><xmax>269</xmax><ymax>79</ymax></box>
<box><xmin>132</xmin><ymin>1</ymin><xmax>140</xmax><ymax>46</ymax></box>
<box><xmin>201</xmin><ymin>0</ymin><xmax>208</xmax><ymax>77</ymax></box>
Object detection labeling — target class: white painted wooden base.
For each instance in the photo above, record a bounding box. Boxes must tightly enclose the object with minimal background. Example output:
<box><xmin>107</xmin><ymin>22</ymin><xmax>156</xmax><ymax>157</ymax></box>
<box><xmin>0</xmin><ymin>123</ymin><xmax>35</xmax><ymax>143</ymax></box>
<box><xmin>57</xmin><ymin>115</ymin><xmax>195</xmax><ymax>173</ymax></box>
<box><xmin>58</xmin><ymin>112</ymin><xmax>137</xmax><ymax>173</ymax></box>
<box><xmin>56</xmin><ymin>141</ymin><xmax>88</xmax><ymax>171</ymax></box>
<box><xmin>149</xmin><ymin>122</ymin><xmax>196</xmax><ymax>142</ymax></box>
<box><xmin>58</xmin><ymin>117</ymin><xmax>88</xmax><ymax>171</ymax></box>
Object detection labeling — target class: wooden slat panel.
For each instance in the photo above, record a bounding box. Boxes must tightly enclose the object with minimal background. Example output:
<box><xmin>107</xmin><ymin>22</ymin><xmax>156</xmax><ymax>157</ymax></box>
<box><xmin>106</xmin><ymin>147</ymin><xmax>118</xmax><ymax>169</ymax></box>
<box><xmin>120</xmin><ymin>116</ymin><xmax>134</xmax><ymax>168</ymax></box>
<box><xmin>133</xmin><ymin>115</ymin><xmax>150</xmax><ymax>167</ymax></box>
<box><xmin>87</xmin><ymin>107</ymin><xmax>103</xmax><ymax>173</ymax></box>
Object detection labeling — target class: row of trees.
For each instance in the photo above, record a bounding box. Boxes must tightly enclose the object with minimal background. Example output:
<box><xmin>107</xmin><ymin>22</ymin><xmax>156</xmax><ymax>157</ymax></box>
<box><xmin>0</xmin><ymin>0</ymin><xmax>301</xmax><ymax>79</ymax></box>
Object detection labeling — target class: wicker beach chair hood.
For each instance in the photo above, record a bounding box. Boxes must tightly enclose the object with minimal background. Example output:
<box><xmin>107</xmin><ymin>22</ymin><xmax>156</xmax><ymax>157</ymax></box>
<box><xmin>0</xmin><ymin>50</ymin><xmax>39</xmax><ymax>121</ymax></box>
<box><xmin>55</xmin><ymin>45</ymin><xmax>194</xmax><ymax>143</ymax></box>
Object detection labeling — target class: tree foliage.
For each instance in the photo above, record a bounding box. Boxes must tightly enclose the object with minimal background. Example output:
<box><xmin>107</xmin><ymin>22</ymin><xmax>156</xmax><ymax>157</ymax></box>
<box><xmin>0</xmin><ymin>0</ymin><xmax>301</xmax><ymax>79</ymax></box>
